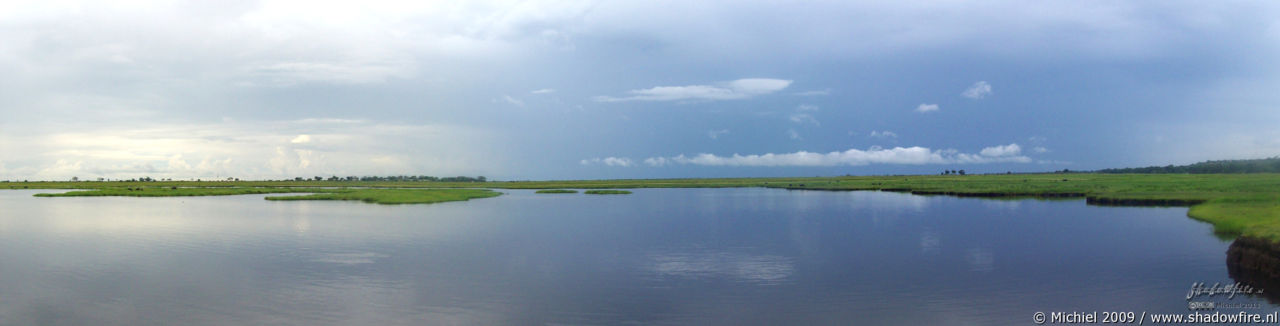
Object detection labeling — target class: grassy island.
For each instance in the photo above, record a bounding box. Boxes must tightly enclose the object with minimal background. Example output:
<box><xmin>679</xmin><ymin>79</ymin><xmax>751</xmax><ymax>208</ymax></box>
<box><xmin>264</xmin><ymin>189</ymin><xmax>500</xmax><ymax>205</ymax></box>
<box><xmin>535</xmin><ymin>189</ymin><xmax>579</xmax><ymax>194</ymax></box>
<box><xmin>584</xmin><ymin>190</ymin><xmax>632</xmax><ymax>195</ymax></box>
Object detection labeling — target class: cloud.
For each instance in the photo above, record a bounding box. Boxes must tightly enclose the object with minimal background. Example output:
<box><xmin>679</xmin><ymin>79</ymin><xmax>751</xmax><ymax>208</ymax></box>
<box><xmin>1</xmin><ymin>120</ymin><xmax>500</xmax><ymax>180</ymax></box>
<box><xmin>869</xmin><ymin>130</ymin><xmax>898</xmax><ymax>138</ymax></box>
<box><xmin>789</xmin><ymin>113</ymin><xmax>819</xmax><ymax>125</ymax></box>
<box><xmin>1033</xmin><ymin>146</ymin><xmax>1049</xmax><ymax>153</ymax></box>
<box><xmin>593</xmin><ymin>78</ymin><xmax>792</xmax><ymax>102</ymax></box>
<box><xmin>794</xmin><ymin>89</ymin><xmax>830</xmax><ymax>96</ymax></box>
<box><xmin>979</xmin><ymin>143</ymin><xmax>1021</xmax><ymax>157</ymax></box>
<box><xmin>294</xmin><ymin>118</ymin><xmax>366</xmax><ymax>124</ymax></box>
<box><xmin>501</xmin><ymin>95</ymin><xmax>525</xmax><ymax>107</ymax></box>
<box><xmin>788</xmin><ymin>129</ymin><xmax>802</xmax><ymax>140</ymax></box>
<box><xmin>530</xmin><ymin>88</ymin><xmax>556</xmax><ymax>94</ymax></box>
<box><xmin>707</xmin><ymin>129</ymin><xmax>730</xmax><ymax>139</ymax></box>
<box><xmin>245</xmin><ymin>61</ymin><xmax>414</xmax><ymax>86</ymax></box>
<box><xmin>962</xmin><ymin>81</ymin><xmax>993</xmax><ymax>99</ymax></box>
<box><xmin>167</xmin><ymin>154</ymin><xmax>192</xmax><ymax>170</ymax></box>
<box><xmin>579</xmin><ymin>157</ymin><xmax>634</xmax><ymax>167</ymax></box>
<box><xmin>641</xmin><ymin>144</ymin><xmax>1032</xmax><ymax>167</ymax></box>
<box><xmin>795</xmin><ymin>104</ymin><xmax>819</xmax><ymax>111</ymax></box>
<box><xmin>644</xmin><ymin>157</ymin><xmax>670</xmax><ymax>167</ymax></box>
<box><xmin>916</xmin><ymin>103</ymin><xmax>939</xmax><ymax>112</ymax></box>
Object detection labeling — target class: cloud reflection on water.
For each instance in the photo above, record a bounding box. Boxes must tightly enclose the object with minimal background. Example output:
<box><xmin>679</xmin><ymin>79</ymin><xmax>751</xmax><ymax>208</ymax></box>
<box><xmin>647</xmin><ymin>251</ymin><xmax>795</xmax><ymax>285</ymax></box>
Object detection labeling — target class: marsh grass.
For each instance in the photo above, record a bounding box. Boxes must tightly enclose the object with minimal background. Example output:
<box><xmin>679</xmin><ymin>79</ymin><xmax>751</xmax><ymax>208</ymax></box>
<box><xmin>264</xmin><ymin>189</ymin><xmax>500</xmax><ymax>204</ymax></box>
<box><xmin>33</xmin><ymin>187</ymin><xmax>333</xmax><ymax>197</ymax></box>
<box><xmin>35</xmin><ymin>187</ymin><xmax>500</xmax><ymax>205</ymax></box>
<box><xmin>584</xmin><ymin>190</ymin><xmax>631</xmax><ymax>195</ymax></box>
<box><xmin>14</xmin><ymin>173</ymin><xmax>1280</xmax><ymax>241</ymax></box>
<box><xmin>535</xmin><ymin>189</ymin><xmax>578</xmax><ymax>194</ymax></box>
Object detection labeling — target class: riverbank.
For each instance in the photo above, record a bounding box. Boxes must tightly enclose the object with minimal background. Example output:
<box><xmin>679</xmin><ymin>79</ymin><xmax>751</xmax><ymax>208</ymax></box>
<box><xmin>34</xmin><ymin>187</ymin><xmax>502</xmax><ymax>205</ymax></box>
<box><xmin>10</xmin><ymin>173</ymin><xmax>1280</xmax><ymax>241</ymax></box>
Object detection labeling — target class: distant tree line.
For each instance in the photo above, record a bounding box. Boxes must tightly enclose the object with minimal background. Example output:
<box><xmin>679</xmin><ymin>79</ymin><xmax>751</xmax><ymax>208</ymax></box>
<box><xmin>50</xmin><ymin>175</ymin><xmax>486</xmax><ymax>182</ymax></box>
<box><xmin>290</xmin><ymin>175</ymin><xmax>487</xmax><ymax>182</ymax></box>
<box><xmin>68</xmin><ymin>177</ymin><xmax>229</xmax><ymax>182</ymax></box>
<box><xmin>1097</xmin><ymin>157</ymin><xmax>1280</xmax><ymax>174</ymax></box>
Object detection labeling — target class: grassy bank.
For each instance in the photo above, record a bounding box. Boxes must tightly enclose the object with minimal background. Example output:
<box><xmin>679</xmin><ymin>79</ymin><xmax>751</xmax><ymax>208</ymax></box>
<box><xmin>264</xmin><ymin>189</ymin><xmax>500</xmax><ymax>205</ymax></box>
<box><xmin>584</xmin><ymin>190</ymin><xmax>631</xmax><ymax>195</ymax></box>
<box><xmin>34</xmin><ymin>187</ymin><xmax>501</xmax><ymax>205</ymax></box>
<box><xmin>770</xmin><ymin>174</ymin><xmax>1280</xmax><ymax>240</ymax></box>
<box><xmin>535</xmin><ymin>189</ymin><xmax>578</xmax><ymax>194</ymax></box>
<box><xmin>11</xmin><ymin>174</ymin><xmax>1280</xmax><ymax>241</ymax></box>
<box><xmin>34</xmin><ymin>187</ymin><xmax>335</xmax><ymax>197</ymax></box>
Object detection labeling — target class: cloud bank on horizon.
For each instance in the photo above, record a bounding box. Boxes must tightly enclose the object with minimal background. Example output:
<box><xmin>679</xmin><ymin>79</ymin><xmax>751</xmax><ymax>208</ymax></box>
<box><xmin>585</xmin><ymin>143</ymin><xmax>1030</xmax><ymax>168</ymax></box>
<box><xmin>1</xmin><ymin>1</ymin><xmax>1279</xmax><ymax>180</ymax></box>
<box><xmin>593</xmin><ymin>78</ymin><xmax>793</xmax><ymax>102</ymax></box>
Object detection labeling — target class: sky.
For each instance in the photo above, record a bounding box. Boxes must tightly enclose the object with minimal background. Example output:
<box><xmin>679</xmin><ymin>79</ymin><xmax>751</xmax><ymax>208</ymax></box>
<box><xmin>1</xmin><ymin>0</ymin><xmax>1279</xmax><ymax>181</ymax></box>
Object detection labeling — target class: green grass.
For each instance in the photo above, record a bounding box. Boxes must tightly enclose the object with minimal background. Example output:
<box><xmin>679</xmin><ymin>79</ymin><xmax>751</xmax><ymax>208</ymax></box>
<box><xmin>33</xmin><ymin>187</ymin><xmax>335</xmax><ymax>197</ymax></box>
<box><xmin>264</xmin><ymin>189</ymin><xmax>501</xmax><ymax>205</ymax></box>
<box><xmin>535</xmin><ymin>189</ymin><xmax>579</xmax><ymax>194</ymax></box>
<box><xmin>34</xmin><ymin>186</ymin><xmax>500</xmax><ymax>205</ymax></box>
<box><xmin>770</xmin><ymin>173</ymin><xmax>1280</xmax><ymax>240</ymax></box>
<box><xmin>584</xmin><ymin>190</ymin><xmax>631</xmax><ymax>195</ymax></box>
<box><xmin>12</xmin><ymin>173</ymin><xmax>1280</xmax><ymax>241</ymax></box>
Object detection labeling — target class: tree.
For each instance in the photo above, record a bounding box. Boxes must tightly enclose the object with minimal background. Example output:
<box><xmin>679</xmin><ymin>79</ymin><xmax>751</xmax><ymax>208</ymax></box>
<box><xmin>958</xmin><ymin>170</ymin><xmax>966</xmax><ymax>175</ymax></box>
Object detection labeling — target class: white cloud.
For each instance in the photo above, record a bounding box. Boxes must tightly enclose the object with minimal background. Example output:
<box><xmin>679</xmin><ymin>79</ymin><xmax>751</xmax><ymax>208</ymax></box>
<box><xmin>642</xmin><ymin>144</ymin><xmax>1032</xmax><ymax>167</ymax></box>
<box><xmin>644</xmin><ymin>157</ymin><xmax>669</xmax><ymax>167</ymax></box>
<box><xmin>1037</xmin><ymin>159</ymin><xmax>1073</xmax><ymax>165</ymax></box>
<box><xmin>594</xmin><ymin>78</ymin><xmax>792</xmax><ymax>102</ymax></box>
<box><xmin>294</xmin><ymin>118</ymin><xmax>366</xmax><ymax>124</ymax></box>
<box><xmin>707</xmin><ymin>129</ymin><xmax>730</xmax><ymax>139</ymax></box>
<box><xmin>795</xmin><ymin>104</ymin><xmax>819</xmax><ymax>111</ymax></box>
<box><xmin>579</xmin><ymin>156</ymin><xmax>634</xmax><ymax>167</ymax></box>
<box><xmin>869</xmin><ymin>130</ymin><xmax>898</xmax><ymax>138</ymax></box>
<box><xmin>530</xmin><ymin>88</ymin><xmax>556</xmax><ymax>94</ymax></box>
<box><xmin>789</xmin><ymin>113</ymin><xmax>819</xmax><ymax>125</ymax></box>
<box><xmin>788</xmin><ymin>129</ymin><xmax>802</xmax><ymax>140</ymax></box>
<box><xmin>167</xmin><ymin>154</ymin><xmax>192</xmax><ymax>170</ymax></box>
<box><xmin>2</xmin><ymin>120</ymin><xmax>499</xmax><ymax>180</ymax></box>
<box><xmin>794</xmin><ymin>89</ymin><xmax>830</xmax><ymax>96</ymax></box>
<box><xmin>916</xmin><ymin>103</ymin><xmax>939</xmax><ymax>112</ymax></box>
<box><xmin>979</xmin><ymin>143</ymin><xmax>1021</xmax><ymax>157</ymax></box>
<box><xmin>962</xmin><ymin>81</ymin><xmax>992</xmax><ymax>99</ymax></box>
<box><xmin>1033</xmin><ymin>146</ymin><xmax>1049</xmax><ymax>153</ymax></box>
<box><xmin>245</xmin><ymin>61</ymin><xmax>414</xmax><ymax>86</ymax></box>
<box><xmin>501</xmin><ymin>95</ymin><xmax>525</xmax><ymax>106</ymax></box>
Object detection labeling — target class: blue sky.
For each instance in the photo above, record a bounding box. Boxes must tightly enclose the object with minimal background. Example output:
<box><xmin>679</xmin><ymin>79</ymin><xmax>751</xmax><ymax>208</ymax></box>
<box><xmin>1</xmin><ymin>1</ymin><xmax>1279</xmax><ymax>180</ymax></box>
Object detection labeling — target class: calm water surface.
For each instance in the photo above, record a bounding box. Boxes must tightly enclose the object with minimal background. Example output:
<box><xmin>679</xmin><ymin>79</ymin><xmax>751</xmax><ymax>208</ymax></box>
<box><xmin>0</xmin><ymin>188</ymin><xmax>1270</xmax><ymax>325</ymax></box>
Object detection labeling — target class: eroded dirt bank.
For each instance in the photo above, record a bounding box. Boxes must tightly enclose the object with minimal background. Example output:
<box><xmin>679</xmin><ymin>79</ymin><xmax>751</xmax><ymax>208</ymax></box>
<box><xmin>1227</xmin><ymin>236</ymin><xmax>1280</xmax><ymax>302</ymax></box>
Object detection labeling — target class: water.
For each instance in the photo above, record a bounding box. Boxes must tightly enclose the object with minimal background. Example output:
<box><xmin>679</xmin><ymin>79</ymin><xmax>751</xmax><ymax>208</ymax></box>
<box><xmin>0</xmin><ymin>188</ymin><xmax>1270</xmax><ymax>325</ymax></box>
